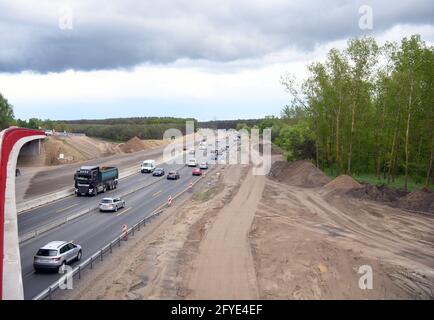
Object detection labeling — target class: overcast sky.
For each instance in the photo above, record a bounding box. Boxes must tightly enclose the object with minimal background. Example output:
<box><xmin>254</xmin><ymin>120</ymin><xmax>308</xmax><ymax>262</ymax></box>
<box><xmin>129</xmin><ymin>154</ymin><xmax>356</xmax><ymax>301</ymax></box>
<box><xmin>0</xmin><ymin>0</ymin><xmax>433</xmax><ymax>121</ymax></box>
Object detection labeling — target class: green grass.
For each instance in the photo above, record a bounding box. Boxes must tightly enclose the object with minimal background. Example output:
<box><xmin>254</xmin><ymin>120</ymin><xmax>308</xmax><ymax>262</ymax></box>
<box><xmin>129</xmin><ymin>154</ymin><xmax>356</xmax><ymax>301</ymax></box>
<box><xmin>323</xmin><ymin>168</ymin><xmax>432</xmax><ymax>192</ymax></box>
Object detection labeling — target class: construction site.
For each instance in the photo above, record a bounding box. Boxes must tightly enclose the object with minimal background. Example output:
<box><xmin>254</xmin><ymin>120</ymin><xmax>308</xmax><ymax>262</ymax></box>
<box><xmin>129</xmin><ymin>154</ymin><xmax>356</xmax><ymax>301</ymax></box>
<box><xmin>55</xmin><ymin>154</ymin><xmax>434</xmax><ymax>300</ymax></box>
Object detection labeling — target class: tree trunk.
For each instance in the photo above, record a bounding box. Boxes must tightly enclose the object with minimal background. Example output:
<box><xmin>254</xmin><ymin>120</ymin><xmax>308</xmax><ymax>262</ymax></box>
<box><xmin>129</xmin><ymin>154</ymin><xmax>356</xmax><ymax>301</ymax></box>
<box><xmin>387</xmin><ymin>131</ymin><xmax>397</xmax><ymax>184</ymax></box>
<box><xmin>335</xmin><ymin>110</ymin><xmax>341</xmax><ymax>175</ymax></box>
<box><xmin>404</xmin><ymin>82</ymin><xmax>413</xmax><ymax>192</ymax></box>
<box><xmin>347</xmin><ymin>100</ymin><xmax>356</xmax><ymax>175</ymax></box>
<box><xmin>425</xmin><ymin>133</ymin><xmax>434</xmax><ymax>188</ymax></box>
<box><xmin>329</xmin><ymin>120</ymin><xmax>334</xmax><ymax>176</ymax></box>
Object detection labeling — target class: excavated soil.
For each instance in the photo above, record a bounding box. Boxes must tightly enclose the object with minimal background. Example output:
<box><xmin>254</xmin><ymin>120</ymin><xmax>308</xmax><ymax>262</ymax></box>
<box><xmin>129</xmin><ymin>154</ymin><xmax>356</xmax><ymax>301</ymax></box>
<box><xmin>268</xmin><ymin>160</ymin><xmax>331</xmax><ymax>188</ymax></box>
<box><xmin>324</xmin><ymin>175</ymin><xmax>362</xmax><ymax>190</ymax></box>
<box><xmin>347</xmin><ymin>184</ymin><xmax>434</xmax><ymax>214</ymax></box>
<box><xmin>119</xmin><ymin>137</ymin><xmax>169</xmax><ymax>153</ymax></box>
<box><xmin>396</xmin><ymin>189</ymin><xmax>434</xmax><ymax>214</ymax></box>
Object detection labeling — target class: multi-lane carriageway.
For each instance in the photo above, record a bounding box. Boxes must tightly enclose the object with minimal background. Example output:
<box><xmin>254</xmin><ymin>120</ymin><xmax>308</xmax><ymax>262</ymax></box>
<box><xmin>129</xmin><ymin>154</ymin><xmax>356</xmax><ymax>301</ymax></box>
<box><xmin>18</xmin><ymin>139</ymin><xmax>237</xmax><ymax>299</ymax></box>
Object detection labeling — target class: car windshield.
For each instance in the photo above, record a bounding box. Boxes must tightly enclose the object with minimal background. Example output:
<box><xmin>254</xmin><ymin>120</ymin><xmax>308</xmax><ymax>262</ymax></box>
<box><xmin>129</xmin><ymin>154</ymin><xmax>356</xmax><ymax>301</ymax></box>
<box><xmin>169</xmin><ymin>171</ymin><xmax>176</xmax><ymax>174</ymax></box>
<box><xmin>101</xmin><ymin>199</ymin><xmax>113</xmax><ymax>204</ymax></box>
<box><xmin>143</xmin><ymin>162</ymin><xmax>153</xmax><ymax>167</ymax></box>
<box><xmin>37</xmin><ymin>249</ymin><xmax>57</xmax><ymax>256</ymax></box>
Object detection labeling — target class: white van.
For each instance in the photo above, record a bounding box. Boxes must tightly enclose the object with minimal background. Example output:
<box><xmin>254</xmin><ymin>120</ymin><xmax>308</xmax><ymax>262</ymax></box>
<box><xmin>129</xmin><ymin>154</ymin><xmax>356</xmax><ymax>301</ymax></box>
<box><xmin>187</xmin><ymin>158</ymin><xmax>197</xmax><ymax>167</ymax></box>
<box><xmin>141</xmin><ymin>160</ymin><xmax>156</xmax><ymax>173</ymax></box>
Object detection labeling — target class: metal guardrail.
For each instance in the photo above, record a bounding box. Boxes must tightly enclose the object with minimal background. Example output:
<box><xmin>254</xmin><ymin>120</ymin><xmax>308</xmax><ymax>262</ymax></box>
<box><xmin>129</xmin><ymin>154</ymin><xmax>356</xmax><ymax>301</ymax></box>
<box><xmin>32</xmin><ymin>171</ymin><xmax>208</xmax><ymax>300</ymax></box>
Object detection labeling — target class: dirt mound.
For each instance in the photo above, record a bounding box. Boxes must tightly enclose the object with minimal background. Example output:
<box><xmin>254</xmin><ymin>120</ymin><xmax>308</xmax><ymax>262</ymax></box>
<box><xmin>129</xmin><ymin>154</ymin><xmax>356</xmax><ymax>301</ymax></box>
<box><xmin>120</xmin><ymin>137</ymin><xmax>146</xmax><ymax>153</ymax></box>
<box><xmin>268</xmin><ymin>160</ymin><xmax>331</xmax><ymax>188</ymax></box>
<box><xmin>397</xmin><ymin>189</ymin><xmax>434</xmax><ymax>213</ymax></box>
<box><xmin>119</xmin><ymin>137</ymin><xmax>169</xmax><ymax>153</ymax></box>
<box><xmin>347</xmin><ymin>184</ymin><xmax>434</xmax><ymax>214</ymax></box>
<box><xmin>347</xmin><ymin>184</ymin><xmax>404</xmax><ymax>203</ymax></box>
<box><xmin>324</xmin><ymin>175</ymin><xmax>362</xmax><ymax>190</ymax></box>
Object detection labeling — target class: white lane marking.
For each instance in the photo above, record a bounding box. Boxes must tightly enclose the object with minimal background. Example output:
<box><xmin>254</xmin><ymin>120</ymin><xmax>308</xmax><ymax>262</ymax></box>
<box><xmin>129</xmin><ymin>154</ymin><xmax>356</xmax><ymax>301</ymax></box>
<box><xmin>56</xmin><ymin>204</ymin><xmax>78</xmax><ymax>213</ymax></box>
<box><xmin>116</xmin><ymin>207</ymin><xmax>131</xmax><ymax>217</ymax></box>
<box><xmin>152</xmin><ymin>190</ymin><xmax>162</xmax><ymax>197</ymax></box>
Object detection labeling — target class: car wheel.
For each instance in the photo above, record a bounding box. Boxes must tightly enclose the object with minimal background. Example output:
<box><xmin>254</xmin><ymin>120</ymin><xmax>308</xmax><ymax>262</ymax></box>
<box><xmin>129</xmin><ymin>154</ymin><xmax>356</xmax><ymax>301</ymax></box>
<box><xmin>76</xmin><ymin>250</ymin><xmax>82</xmax><ymax>261</ymax></box>
<box><xmin>115</xmin><ymin>206</ymin><xmax>118</xmax><ymax>212</ymax></box>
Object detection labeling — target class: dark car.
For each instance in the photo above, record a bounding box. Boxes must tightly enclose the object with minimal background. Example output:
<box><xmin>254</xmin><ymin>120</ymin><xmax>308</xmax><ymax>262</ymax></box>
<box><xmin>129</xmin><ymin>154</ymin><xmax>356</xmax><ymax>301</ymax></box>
<box><xmin>167</xmin><ymin>171</ymin><xmax>180</xmax><ymax>180</ymax></box>
<box><xmin>153</xmin><ymin>168</ymin><xmax>165</xmax><ymax>177</ymax></box>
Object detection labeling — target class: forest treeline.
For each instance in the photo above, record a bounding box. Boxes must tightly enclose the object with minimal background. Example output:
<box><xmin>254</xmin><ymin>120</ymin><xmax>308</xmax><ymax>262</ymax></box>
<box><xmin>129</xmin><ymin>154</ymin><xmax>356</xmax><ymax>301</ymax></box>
<box><xmin>255</xmin><ymin>35</ymin><xmax>433</xmax><ymax>190</ymax></box>
<box><xmin>0</xmin><ymin>112</ymin><xmax>199</xmax><ymax>142</ymax></box>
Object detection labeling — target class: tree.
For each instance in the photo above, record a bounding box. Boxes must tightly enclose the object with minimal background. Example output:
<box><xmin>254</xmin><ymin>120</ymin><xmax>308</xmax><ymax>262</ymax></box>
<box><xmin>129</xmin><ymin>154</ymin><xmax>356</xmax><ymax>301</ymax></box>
<box><xmin>0</xmin><ymin>93</ymin><xmax>15</xmax><ymax>130</ymax></box>
<box><xmin>278</xmin><ymin>34</ymin><xmax>433</xmax><ymax>190</ymax></box>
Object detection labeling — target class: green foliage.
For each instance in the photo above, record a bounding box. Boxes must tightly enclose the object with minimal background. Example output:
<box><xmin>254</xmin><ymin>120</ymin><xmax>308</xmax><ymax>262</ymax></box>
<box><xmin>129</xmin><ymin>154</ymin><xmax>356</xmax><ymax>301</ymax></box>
<box><xmin>0</xmin><ymin>93</ymin><xmax>15</xmax><ymax>130</ymax></box>
<box><xmin>279</xmin><ymin>34</ymin><xmax>434</xmax><ymax>190</ymax></box>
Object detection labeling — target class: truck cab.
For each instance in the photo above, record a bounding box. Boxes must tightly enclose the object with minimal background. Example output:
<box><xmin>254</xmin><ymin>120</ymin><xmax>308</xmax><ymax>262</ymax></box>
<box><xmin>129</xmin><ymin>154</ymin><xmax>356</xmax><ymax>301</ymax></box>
<box><xmin>141</xmin><ymin>160</ymin><xmax>156</xmax><ymax>173</ymax></box>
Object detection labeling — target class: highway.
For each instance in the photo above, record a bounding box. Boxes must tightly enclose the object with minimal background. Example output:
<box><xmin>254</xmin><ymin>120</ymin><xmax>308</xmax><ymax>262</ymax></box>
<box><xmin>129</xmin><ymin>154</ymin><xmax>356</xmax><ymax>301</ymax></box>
<box><xmin>18</xmin><ymin>137</ymin><xmax>237</xmax><ymax>299</ymax></box>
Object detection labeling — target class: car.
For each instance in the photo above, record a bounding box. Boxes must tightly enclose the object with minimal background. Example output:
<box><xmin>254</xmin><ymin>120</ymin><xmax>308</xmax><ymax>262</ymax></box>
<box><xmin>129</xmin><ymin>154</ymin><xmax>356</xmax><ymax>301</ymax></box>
<box><xmin>167</xmin><ymin>171</ymin><xmax>180</xmax><ymax>180</ymax></box>
<box><xmin>99</xmin><ymin>197</ymin><xmax>126</xmax><ymax>212</ymax></box>
<box><xmin>15</xmin><ymin>168</ymin><xmax>21</xmax><ymax>177</ymax></box>
<box><xmin>192</xmin><ymin>168</ymin><xmax>202</xmax><ymax>176</ymax></box>
<box><xmin>153</xmin><ymin>168</ymin><xmax>165</xmax><ymax>177</ymax></box>
<box><xmin>199</xmin><ymin>161</ymin><xmax>208</xmax><ymax>169</ymax></box>
<box><xmin>188</xmin><ymin>158</ymin><xmax>197</xmax><ymax>167</ymax></box>
<box><xmin>33</xmin><ymin>241</ymin><xmax>82</xmax><ymax>272</ymax></box>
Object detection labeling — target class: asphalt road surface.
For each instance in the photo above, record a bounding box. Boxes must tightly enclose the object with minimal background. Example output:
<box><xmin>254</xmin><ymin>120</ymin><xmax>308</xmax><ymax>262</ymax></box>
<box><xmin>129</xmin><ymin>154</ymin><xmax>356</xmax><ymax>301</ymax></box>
<box><xmin>19</xmin><ymin>138</ymin><xmax>237</xmax><ymax>299</ymax></box>
<box><xmin>18</xmin><ymin>142</ymin><xmax>181</xmax><ymax>201</ymax></box>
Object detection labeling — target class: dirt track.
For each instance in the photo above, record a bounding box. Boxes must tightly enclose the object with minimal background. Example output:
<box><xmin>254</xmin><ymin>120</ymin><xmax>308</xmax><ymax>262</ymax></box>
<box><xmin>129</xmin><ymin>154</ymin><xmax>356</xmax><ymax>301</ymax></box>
<box><xmin>188</xmin><ymin>168</ymin><xmax>264</xmax><ymax>299</ymax></box>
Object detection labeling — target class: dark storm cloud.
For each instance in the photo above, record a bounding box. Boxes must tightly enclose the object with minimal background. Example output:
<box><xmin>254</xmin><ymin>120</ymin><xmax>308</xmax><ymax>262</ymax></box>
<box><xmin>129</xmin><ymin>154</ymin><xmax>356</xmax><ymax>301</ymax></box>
<box><xmin>0</xmin><ymin>0</ymin><xmax>433</xmax><ymax>73</ymax></box>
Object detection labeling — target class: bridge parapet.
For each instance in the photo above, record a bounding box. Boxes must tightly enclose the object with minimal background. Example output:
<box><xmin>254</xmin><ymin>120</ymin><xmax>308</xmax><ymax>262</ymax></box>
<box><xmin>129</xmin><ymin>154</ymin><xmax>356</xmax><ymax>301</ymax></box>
<box><xmin>0</xmin><ymin>128</ymin><xmax>46</xmax><ymax>300</ymax></box>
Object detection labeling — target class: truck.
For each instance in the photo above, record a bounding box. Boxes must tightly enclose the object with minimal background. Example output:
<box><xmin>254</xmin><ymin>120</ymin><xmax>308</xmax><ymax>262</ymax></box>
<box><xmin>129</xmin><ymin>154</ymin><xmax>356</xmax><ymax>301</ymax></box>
<box><xmin>74</xmin><ymin>166</ymin><xmax>119</xmax><ymax>196</ymax></box>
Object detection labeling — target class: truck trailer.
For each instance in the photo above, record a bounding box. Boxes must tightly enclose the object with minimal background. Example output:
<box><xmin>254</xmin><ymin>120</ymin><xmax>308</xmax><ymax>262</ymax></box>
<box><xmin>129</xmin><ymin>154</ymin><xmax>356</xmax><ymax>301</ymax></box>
<box><xmin>74</xmin><ymin>166</ymin><xmax>119</xmax><ymax>196</ymax></box>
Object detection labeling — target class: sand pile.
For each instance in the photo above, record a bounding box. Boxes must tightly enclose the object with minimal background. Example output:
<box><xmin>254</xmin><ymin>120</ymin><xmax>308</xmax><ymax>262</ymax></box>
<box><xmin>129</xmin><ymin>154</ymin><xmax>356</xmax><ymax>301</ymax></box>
<box><xmin>324</xmin><ymin>175</ymin><xmax>362</xmax><ymax>190</ymax></box>
<box><xmin>120</xmin><ymin>137</ymin><xmax>146</xmax><ymax>153</ymax></box>
<box><xmin>119</xmin><ymin>137</ymin><xmax>169</xmax><ymax>153</ymax></box>
<box><xmin>397</xmin><ymin>189</ymin><xmax>434</xmax><ymax>213</ymax></box>
<box><xmin>268</xmin><ymin>160</ymin><xmax>331</xmax><ymax>188</ymax></box>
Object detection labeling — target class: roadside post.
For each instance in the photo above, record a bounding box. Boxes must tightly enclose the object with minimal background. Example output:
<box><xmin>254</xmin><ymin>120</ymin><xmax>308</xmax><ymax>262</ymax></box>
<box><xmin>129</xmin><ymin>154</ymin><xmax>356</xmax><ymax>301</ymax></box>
<box><xmin>121</xmin><ymin>224</ymin><xmax>127</xmax><ymax>241</ymax></box>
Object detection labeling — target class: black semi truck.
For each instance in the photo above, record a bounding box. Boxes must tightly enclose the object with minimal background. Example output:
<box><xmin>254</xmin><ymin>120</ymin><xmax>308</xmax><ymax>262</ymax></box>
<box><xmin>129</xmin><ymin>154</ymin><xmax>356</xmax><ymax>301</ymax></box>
<box><xmin>74</xmin><ymin>166</ymin><xmax>119</xmax><ymax>196</ymax></box>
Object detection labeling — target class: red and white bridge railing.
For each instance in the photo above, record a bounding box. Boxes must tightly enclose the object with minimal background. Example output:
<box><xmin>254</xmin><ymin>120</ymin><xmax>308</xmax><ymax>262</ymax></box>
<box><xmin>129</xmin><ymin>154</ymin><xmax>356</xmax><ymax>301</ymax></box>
<box><xmin>0</xmin><ymin>127</ymin><xmax>46</xmax><ymax>300</ymax></box>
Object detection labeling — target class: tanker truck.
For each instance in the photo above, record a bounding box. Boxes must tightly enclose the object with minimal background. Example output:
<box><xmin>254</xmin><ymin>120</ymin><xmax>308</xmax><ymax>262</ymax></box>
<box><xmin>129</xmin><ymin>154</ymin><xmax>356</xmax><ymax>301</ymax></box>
<box><xmin>74</xmin><ymin>166</ymin><xmax>119</xmax><ymax>196</ymax></box>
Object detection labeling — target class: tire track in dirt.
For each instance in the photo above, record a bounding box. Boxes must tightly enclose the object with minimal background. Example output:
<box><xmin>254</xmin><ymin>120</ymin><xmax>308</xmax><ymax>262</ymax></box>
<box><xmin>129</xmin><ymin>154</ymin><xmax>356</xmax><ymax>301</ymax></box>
<box><xmin>188</xmin><ymin>169</ymin><xmax>265</xmax><ymax>299</ymax></box>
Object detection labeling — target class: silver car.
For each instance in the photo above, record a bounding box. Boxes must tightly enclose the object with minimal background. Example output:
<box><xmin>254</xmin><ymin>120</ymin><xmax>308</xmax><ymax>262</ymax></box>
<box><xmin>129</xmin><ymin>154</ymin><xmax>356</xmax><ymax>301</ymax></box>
<box><xmin>34</xmin><ymin>241</ymin><xmax>82</xmax><ymax>272</ymax></box>
<box><xmin>99</xmin><ymin>197</ymin><xmax>126</xmax><ymax>212</ymax></box>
